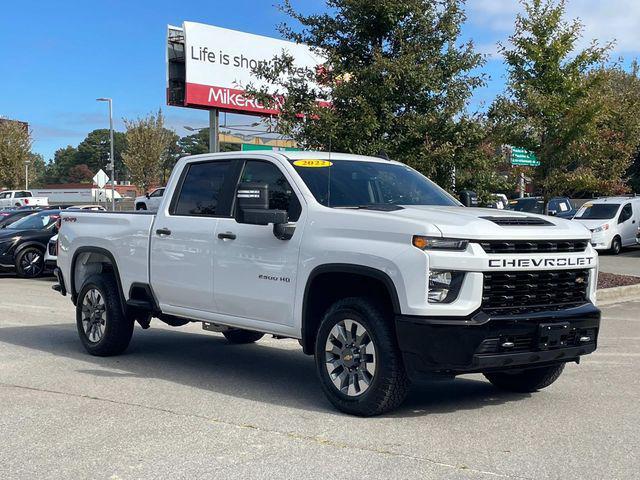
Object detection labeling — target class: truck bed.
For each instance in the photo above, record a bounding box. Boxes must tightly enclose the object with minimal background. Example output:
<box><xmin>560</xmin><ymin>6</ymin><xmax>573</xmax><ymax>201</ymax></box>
<box><xmin>58</xmin><ymin>211</ymin><xmax>156</xmax><ymax>295</ymax></box>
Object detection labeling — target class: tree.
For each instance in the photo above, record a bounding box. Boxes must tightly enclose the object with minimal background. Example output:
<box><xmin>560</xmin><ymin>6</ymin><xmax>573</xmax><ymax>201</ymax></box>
<box><xmin>76</xmin><ymin>129</ymin><xmax>127</xmax><ymax>180</ymax></box>
<box><xmin>67</xmin><ymin>164</ymin><xmax>94</xmax><ymax>183</ymax></box>
<box><xmin>28</xmin><ymin>153</ymin><xmax>47</xmax><ymax>188</ymax></box>
<box><xmin>122</xmin><ymin>110</ymin><xmax>175</xmax><ymax>192</ymax></box>
<box><xmin>0</xmin><ymin>119</ymin><xmax>32</xmax><ymax>189</ymax></box>
<box><xmin>178</xmin><ymin>129</ymin><xmax>209</xmax><ymax>156</ymax></box>
<box><xmin>488</xmin><ymin>0</ymin><xmax>613</xmax><ymax>197</ymax></box>
<box><xmin>45</xmin><ymin>145</ymin><xmax>79</xmax><ymax>183</ymax></box>
<box><xmin>246</xmin><ymin>0</ymin><xmax>485</xmax><ymax>190</ymax></box>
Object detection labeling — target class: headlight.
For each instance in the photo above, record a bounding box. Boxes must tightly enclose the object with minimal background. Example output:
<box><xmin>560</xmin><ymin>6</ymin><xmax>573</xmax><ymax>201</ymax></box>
<box><xmin>413</xmin><ymin>236</ymin><xmax>468</xmax><ymax>250</ymax></box>
<box><xmin>591</xmin><ymin>224</ymin><xmax>609</xmax><ymax>233</ymax></box>
<box><xmin>428</xmin><ymin>270</ymin><xmax>464</xmax><ymax>303</ymax></box>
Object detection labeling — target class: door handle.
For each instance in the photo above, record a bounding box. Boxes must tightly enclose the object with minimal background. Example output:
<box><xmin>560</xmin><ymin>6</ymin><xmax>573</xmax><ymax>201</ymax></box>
<box><xmin>156</xmin><ymin>228</ymin><xmax>172</xmax><ymax>236</ymax></box>
<box><xmin>217</xmin><ymin>232</ymin><xmax>236</xmax><ymax>240</ymax></box>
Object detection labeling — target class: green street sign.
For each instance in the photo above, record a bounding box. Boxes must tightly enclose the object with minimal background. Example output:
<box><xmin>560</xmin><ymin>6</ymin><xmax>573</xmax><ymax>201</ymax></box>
<box><xmin>510</xmin><ymin>147</ymin><xmax>540</xmax><ymax>166</ymax></box>
<box><xmin>241</xmin><ymin>143</ymin><xmax>301</xmax><ymax>152</ymax></box>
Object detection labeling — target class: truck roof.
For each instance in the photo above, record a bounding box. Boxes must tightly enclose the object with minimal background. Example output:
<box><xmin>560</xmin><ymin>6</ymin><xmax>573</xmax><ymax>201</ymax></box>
<box><xmin>180</xmin><ymin>150</ymin><xmax>402</xmax><ymax>165</ymax></box>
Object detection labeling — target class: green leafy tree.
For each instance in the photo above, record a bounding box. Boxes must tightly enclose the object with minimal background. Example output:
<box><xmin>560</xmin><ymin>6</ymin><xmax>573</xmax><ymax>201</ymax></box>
<box><xmin>488</xmin><ymin>0</ymin><xmax>612</xmax><ymax>197</ymax></box>
<box><xmin>45</xmin><ymin>145</ymin><xmax>79</xmax><ymax>183</ymax></box>
<box><xmin>0</xmin><ymin>119</ymin><xmax>32</xmax><ymax>189</ymax></box>
<box><xmin>27</xmin><ymin>153</ymin><xmax>47</xmax><ymax>188</ymax></box>
<box><xmin>246</xmin><ymin>0</ymin><xmax>485</xmax><ymax>190</ymax></box>
<box><xmin>76</xmin><ymin>129</ymin><xmax>127</xmax><ymax>181</ymax></box>
<box><xmin>178</xmin><ymin>129</ymin><xmax>209</xmax><ymax>156</ymax></box>
<box><xmin>122</xmin><ymin>110</ymin><xmax>175</xmax><ymax>192</ymax></box>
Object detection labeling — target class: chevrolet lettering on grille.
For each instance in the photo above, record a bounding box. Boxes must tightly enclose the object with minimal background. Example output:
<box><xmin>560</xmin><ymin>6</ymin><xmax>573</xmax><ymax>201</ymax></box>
<box><xmin>488</xmin><ymin>256</ymin><xmax>595</xmax><ymax>268</ymax></box>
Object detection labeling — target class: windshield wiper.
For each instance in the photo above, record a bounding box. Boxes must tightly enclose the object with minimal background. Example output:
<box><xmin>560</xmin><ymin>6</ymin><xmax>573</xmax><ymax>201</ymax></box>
<box><xmin>335</xmin><ymin>204</ymin><xmax>403</xmax><ymax>211</ymax></box>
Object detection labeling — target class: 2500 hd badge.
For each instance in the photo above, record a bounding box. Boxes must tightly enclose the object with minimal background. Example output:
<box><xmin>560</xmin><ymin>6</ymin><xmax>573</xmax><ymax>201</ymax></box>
<box><xmin>488</xmin><ymin>256</ymin><xmax>595</xmax><ymax>268</ymax></box>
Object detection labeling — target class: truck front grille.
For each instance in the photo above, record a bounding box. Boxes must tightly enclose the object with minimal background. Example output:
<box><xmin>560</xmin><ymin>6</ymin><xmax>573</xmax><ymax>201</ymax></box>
<box><xmin>482</xmin><ymin>269</ymin><xmax>589</xmax><ymax>315</ymax></box>
<box><xmin>479</xmin><ymin>239</ymin><xmax>588</xmax><ymax>254</ymax></box>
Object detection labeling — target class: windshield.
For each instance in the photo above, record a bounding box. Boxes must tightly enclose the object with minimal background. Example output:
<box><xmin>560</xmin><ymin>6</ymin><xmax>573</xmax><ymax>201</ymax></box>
<box><xmin>507</xmin><ymin>198</ymin><xmax>545</xmax><ymax>214</ymax></box>
<box><xmin>289</xmin><ymin>160</ymin><xmax>460</xmax><ymax>208</ymax></box>
<box><xmin>6</xmin><ymin>211</ymin><xmax>59</xmax><ymax>230</ymax></box>
<box><xmin>575</xmin><ymin>203</ymin><xmax>620</xmax><ymax>220</ymax></box>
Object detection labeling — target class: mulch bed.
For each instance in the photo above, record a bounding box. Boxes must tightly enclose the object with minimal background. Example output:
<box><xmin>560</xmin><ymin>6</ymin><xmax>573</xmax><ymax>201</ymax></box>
<box><xmin>598</xmin><ymin>272</ymin><xmax>640</xmax><ymax>289</ymax></box>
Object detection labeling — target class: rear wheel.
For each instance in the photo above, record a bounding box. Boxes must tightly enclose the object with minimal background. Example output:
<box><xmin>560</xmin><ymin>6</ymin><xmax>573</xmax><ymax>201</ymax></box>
<box><xmin>15</xmin><ymin>247</ymin><xmax>45</xmax><ymax>278</ymax></box>
<box><xmin>136</xmin><ymin>203</ymin><xmax>147</xmax><ymax>211</ymax></box>
<box><xmin>315</xmin><ymin>297</ymin><xmax>409</xmax><ymax>416</ymax></box>
<box><xmin>609</xmin><ymin>236</ymin><xmax>622</xmax><ymax>255</ymax></box>
<box><xmin>76</xmin><ymin>274</ymin><xmax>134</xmax><ymax>356</ymax></box>
<box><xmin>484</xmin><ymin>364</ymin><xmax>565</xmax><ymax>393</ymax></box>
<box><xmin>222</xmin><ymin>329</ymin><xmax>264</xmax><ymax>344</ymax></box>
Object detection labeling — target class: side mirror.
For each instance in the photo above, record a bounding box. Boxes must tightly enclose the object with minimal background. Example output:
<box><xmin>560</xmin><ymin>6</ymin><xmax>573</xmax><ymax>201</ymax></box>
<box><xmin>236</xmin><ymin>182</ymin><xmax>288</xmax><ymax>226</ymax></box>
<box><xmin>145</xmin><ymin>193</ymin><xmax>150</xmax><ymax>199</ymax></box>
<box><xmin>459</xmin><ymin>190</ymin><xmax>478</xmax><ymax>207</ymax></box>
<box><xmin>548</xmin><ymin>209</ymin><xmax>557</xmax><ymax>216</ymax></box>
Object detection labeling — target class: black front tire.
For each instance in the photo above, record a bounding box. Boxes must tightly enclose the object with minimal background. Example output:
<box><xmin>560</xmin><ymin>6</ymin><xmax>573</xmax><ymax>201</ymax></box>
<box><xmin>609</xmin><ymin>236</ymin><xmax>622</xmax><ymax>255</ymax></box>
<box><xmin>314</xmin><ymin>297</ymin><xmax>409</xmax><ymax>416</ymax></box>
<box><xmin>484</xmin><ymin>364</ymin><xmax>565</xmax><ymax>393</ymax></box>
<box><xmin>222</xmin><ymin>329</ymin><xmax>264</xmax><ymax>344</ymax></box>
<box><xmin>136</xmin><ymin>203</ymin><xmax>147</xmax><ymax>211</ymax></box>
<box><xmin>76</xmin><ymin>274</ymin><xmax>134</xmax><ymax>356</ymax></box>
<box><xmin>15</xmin><ymin>247</ymin><xmax>45</xmax><ymax>278</ymax></box>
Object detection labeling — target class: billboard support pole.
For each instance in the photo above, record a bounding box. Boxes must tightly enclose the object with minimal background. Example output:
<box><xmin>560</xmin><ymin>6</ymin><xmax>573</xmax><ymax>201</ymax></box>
<box><xmin>209</xmin><ymin>109</ymin><xmax>219</xmax><ymax>153</ymax></box>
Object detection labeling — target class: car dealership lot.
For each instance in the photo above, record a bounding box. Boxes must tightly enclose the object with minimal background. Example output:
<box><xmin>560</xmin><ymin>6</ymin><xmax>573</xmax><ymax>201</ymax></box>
<box><xmin>599</xmin><ymin>246</ymin><xmax>640</xmax><ymax>277</ymax></box>
<box><xmin>0</xmin><ymin>275</ymin><xmax>638</xmax><ymax>480</ymax></box>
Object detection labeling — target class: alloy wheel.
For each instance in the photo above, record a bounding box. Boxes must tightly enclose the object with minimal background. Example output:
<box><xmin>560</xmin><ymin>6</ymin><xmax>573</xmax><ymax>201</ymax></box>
<box><xmin>325</xmin><ymin>319</ymin><xmax>377</xmax><ymax>397</ymax></box>
<box><xmin>20</xmin><ymin>250</ymin><xmax>43</xmax><ymax>277</ymax></box>
<box><xmin>81</xmin><ymin>288</ymin><xmax>107</xmax><ymax>343</ymax></box>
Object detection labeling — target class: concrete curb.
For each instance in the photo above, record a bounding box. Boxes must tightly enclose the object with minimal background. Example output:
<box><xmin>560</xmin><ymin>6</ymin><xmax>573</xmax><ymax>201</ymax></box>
<box><xmin>597</xmin><ymin>283</ymin><xmax>640</xmax><ymax>305</ymax></box>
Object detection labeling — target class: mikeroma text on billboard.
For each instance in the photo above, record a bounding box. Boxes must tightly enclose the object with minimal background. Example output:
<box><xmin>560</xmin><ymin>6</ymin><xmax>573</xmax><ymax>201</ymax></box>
<box><xmin>169</xmin><ymin>22</ymin><xmax>324</xmax><ymax>115</ymax></box>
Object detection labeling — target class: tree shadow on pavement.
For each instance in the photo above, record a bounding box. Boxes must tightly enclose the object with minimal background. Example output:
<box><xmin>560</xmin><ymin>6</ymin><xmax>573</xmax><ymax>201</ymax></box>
<box><xmin>0</xmin><ymin>322</ymin><xmax>529</xmax><ymax>417</ymax></box>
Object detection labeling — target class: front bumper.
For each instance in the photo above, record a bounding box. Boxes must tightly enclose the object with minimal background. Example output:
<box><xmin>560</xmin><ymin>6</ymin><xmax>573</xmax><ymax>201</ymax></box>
<box><xmin>396</xmin><ymin>303</ymin><xmax>600</xmax><ymax>380</ymax></box>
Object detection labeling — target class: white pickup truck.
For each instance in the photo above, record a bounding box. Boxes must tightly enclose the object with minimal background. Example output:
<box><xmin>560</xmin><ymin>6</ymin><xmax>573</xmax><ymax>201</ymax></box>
<box><xmin>0</xmin><ymin>190</ymin><xmax>48</xmax><ymax>208</ymax></box>
<box><xmin>53</xmin><ymin>151</ymin><xmax>600</xmax><ymax>416</ymax></box>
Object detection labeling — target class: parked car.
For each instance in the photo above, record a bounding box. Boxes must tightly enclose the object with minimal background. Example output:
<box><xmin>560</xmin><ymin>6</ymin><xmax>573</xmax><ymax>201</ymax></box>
<box><xmin>0</xmin><ymin>190</ymin><xmax>48</xmax><ymax>208</ymax></box>
<box><xmin>45</xmin><ymin>234</ymin><xmax>58</xmax><ymax>270</ymax></box>
<box><xmin>135</xmin><ymin>188</ymin><xmax>165</xmax><ymax>211</ymax></box>
<box><xmin>0</xmin><ymin>209</ymin><xmax>42</xmax><ymax>229</ymax></box>
<box><xmin>507</xmin><ymin>196</ymin><xmax>574</xmax><ymax>218</ymax></box>
<box><xmin>0</xmin><ymin>209</ymin><xmax>60</xmax><ymax>277</ymax></box>
<box><xmin>573</xmin><ymin>196</ymin><xmax>640</xmax><ymax>254</ymax></box>
<box><xmin>54</xmin><ymin>151</ymin><xmax>599</xmax><ymax>416</ymax></box>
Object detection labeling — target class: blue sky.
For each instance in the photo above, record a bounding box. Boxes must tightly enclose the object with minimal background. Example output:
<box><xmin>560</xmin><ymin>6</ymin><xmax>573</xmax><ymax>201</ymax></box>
<box><xmin>2</xmin><ymin>0</ymin><xmax>639</xmax><ymax>162</ymax></box>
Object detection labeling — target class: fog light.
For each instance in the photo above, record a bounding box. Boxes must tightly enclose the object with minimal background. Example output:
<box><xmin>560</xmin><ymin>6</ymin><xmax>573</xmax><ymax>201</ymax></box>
<box><xmin>428</xmin><ymin>270</ymin><xmax>464</xmax><ymax>303</ymax></box>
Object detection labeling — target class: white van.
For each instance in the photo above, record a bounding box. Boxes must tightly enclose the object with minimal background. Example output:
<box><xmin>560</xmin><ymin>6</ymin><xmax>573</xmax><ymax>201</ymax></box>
<box><xmin>573</xmin><ymin>196</ymin><xmax>640</xmax><ymax>254</ymax></box>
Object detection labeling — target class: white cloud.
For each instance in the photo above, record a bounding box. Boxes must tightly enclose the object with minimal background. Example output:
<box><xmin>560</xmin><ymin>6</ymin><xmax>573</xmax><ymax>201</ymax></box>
<box><xmin>468</xmin><ymin>0</ymin><xmax>640</xmax><ymax>55</ymax></box>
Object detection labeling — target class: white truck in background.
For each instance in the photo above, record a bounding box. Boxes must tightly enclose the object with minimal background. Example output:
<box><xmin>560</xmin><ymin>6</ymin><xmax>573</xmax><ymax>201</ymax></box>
<box><xmin>0</xmin><ymin>190</ymin><xmax>48</xmax><ymax>208</ymax></box>
<box><xmin>53</xmin><ymin>151</ymin><xmax>601</xmax><ymax>416</ymax></box>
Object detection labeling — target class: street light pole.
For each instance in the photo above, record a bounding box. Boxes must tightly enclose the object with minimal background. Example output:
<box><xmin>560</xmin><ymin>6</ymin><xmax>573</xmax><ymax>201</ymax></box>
<box><xmin>24</xmin><ymin>160</ymin><xmax>30</xmax><ymax>190</ymax></box>
<box><xmin>97</xmin><ymin>97</ymin><xmax>115</xmax><ymax>211</ymax></box>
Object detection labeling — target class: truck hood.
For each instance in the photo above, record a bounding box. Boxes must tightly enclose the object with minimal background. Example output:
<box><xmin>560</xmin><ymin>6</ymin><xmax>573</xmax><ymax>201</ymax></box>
<box><xmin>393</xmin><ymin>206</ymin><xmax>591</xmax><ymax>240</ymax></box>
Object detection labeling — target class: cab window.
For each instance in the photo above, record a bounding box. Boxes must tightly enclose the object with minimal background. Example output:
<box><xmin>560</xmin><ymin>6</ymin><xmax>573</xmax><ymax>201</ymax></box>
<box><xmin>172</xmin><ymin>161</ymin><xmax>232</xmax><ymax>217</ymax></box>
<box><xmin>239</xmin><ymin>160</ymin><xmax>301</xmax><ymax>221</ymax></box>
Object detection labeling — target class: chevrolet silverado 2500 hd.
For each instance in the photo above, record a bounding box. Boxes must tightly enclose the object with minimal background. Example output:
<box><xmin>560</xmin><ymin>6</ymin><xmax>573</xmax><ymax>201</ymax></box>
<box><xmin>53</xmin><ymin>151</ymin><xmax>600</xmax><ymax>416</ymax></box>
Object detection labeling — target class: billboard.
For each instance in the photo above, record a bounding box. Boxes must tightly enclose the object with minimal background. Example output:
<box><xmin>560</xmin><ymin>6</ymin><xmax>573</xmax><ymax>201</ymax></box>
<box><xmin>167</xmin><ymin>22</ymin><xmax>324</xmax><ymax>115</ymax></box>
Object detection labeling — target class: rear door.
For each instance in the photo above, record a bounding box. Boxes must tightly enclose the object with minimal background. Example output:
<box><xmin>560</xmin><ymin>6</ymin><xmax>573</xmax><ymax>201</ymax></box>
<box><xmin>213</xmin><ymin>157</ymin><xmax>305</xmax><ymax>327</ymax></box>
<box><xmin>150</xmin><ymin>159</ymin><xmax>237</xmax><ymax>313</ymax></box>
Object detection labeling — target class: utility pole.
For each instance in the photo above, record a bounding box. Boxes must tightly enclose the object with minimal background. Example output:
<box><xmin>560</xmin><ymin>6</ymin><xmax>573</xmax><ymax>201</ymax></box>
<box><xmin>97</xmin><ymin>97</ymin><xmax>116</xmax><ymax>210</ymax></box>
<box><xmin>209</xmin><ymin>109</ymin><xmax>219</xmax><ymax>152</ymax></box>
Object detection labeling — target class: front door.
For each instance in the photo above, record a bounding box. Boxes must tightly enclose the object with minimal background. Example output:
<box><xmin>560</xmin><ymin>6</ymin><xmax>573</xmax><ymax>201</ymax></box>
<box><xmin>213</xmin><ymin>158</ymin><xmax>305</xmax><ymax>327</ymax></box>
<box><xmin>618</xmin><ymin>203</ymin><xmax>636</xmax><ymax>246</ymax></box>
<box><xmin>150</xmin><ymin>159</ymin><xmax>235</xmax><ymax>313</ymax></box>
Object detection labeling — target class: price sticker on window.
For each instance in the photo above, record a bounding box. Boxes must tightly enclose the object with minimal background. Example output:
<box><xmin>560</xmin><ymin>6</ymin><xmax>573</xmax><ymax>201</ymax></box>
<box><xmin>293</xmin><ymin>160</ymin><xmax>333</xmax><ymax>168</ymax></box>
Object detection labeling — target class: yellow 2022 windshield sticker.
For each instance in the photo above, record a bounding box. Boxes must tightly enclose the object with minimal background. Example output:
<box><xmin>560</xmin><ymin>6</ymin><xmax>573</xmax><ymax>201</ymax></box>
<box><xmin>293</xmin><ymin>159</ymin><xmax>333</xmax><ymax>168</ymax></box>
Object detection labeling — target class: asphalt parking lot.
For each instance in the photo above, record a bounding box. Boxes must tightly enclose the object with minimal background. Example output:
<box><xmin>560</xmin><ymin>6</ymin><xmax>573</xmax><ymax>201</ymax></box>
<box><xmin>599</xmin><ymin>245</ymin><xmax>640</xmax><ymax>277</ymax></box>
<box><xmin>0</xmin><ymin>275</ymin><xmax>638</xmax><ymax>479</ymax></box>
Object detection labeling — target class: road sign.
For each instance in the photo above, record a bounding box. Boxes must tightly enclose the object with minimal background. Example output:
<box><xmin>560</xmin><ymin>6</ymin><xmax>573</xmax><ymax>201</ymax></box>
<box><xmin>93</xmin><ymin>169</ymin><xmax>109</xmax><ymax>189</ymax></box>
<box><xmin>511</xmin><ymin>147</ymin><xmax>540</xmax><ymax>166</ymax></box>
